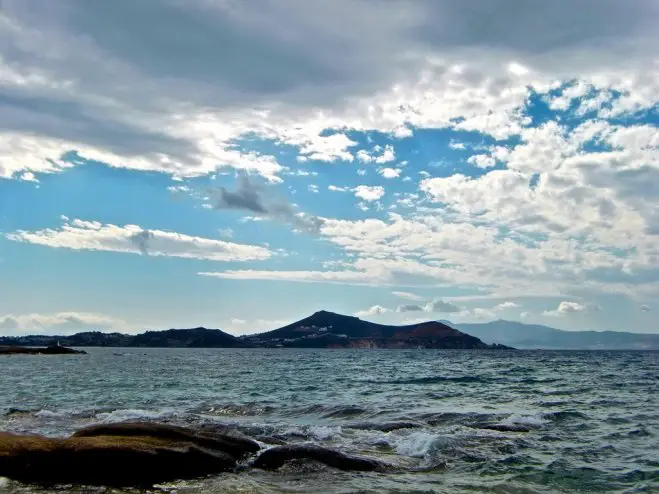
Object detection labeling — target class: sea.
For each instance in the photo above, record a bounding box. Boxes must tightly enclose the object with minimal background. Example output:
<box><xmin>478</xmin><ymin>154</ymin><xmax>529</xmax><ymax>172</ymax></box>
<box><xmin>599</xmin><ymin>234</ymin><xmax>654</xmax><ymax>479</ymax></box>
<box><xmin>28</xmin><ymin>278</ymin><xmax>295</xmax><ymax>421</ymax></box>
<box><xmin>0</xmin><ymin>348</ymin><xmax>657</xmax><ymax>493</ymax></box>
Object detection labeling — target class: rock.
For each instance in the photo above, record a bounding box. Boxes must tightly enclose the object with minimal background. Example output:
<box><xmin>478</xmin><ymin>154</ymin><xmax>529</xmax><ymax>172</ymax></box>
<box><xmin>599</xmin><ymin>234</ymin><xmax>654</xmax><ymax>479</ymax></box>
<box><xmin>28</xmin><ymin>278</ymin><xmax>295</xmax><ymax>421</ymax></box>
<box><xmin>73</xmin><ymin>421</ymin><xmax>261</xmax><ymax>459</ymax></box>
<box><xmin>0</xmin><ymin>346</ymin><xmax>86</xmax><ymax>355</ymax></box>
<box><xmin>0</xmin><ymin>422</ymin><xmax>261</xmax><ymax>487</ymax></box>
<box><xmin>475</xmin><ymin>423</ymin><xmax>532</xmax><ymax>433</ymax></box>
<box><xmin>252</xmin><ymin>444</ymin><xmax>386</xmax><ymax>472</ymax></box>
<box><xmin>349</xmin><ymin>421</ymin><xmax>423</xmax><ymax>433</ymax></box>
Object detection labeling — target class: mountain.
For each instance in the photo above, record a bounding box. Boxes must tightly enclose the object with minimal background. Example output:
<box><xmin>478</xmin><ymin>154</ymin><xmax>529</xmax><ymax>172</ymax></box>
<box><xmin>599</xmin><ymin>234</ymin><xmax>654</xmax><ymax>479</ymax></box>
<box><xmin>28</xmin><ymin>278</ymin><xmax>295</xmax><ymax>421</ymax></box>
<box><xmin>242</xmin><ymin>310</ymin><xmax>511</xmax><ymax>349</ymax></box>
<box><xmin>0</xmin><ymin>327</ymin><xmax>245</xmax><ymax>349</ymax></box>
<box><xmin>444</xmin><ymin>320</ymin><xmax>659</xmax><ymax>350</ymax></box>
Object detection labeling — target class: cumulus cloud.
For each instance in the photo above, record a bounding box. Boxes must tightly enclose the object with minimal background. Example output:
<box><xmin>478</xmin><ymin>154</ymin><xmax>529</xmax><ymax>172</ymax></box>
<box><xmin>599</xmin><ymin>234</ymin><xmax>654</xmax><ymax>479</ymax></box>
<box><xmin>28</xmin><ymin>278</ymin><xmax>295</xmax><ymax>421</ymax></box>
<box><xmin>543</xmin><ymin>301</ymin><xmax>588</xmax><ymax>316</ymax></box>
<box><xmin>355</xmin><ymin>305</ymin><xmax>390</xmax><ymax>318</ymax></box>
<box><xmin>6</xmin><ymin>218</ymin><xmax>272</xmax><ymax>262</ymax></box>
<box><xmin>640</xmin><ymin>305</ymin><xmax>651</xmax><ymax>312</ymax></box>
<box><xmin>495</xmin><ymin>301</ymin><xmax>520</xmax><ymax>310</ymax></box>
<box><xmin>353</xmin><ymin>185</ymin><xmax>385</xmax><ymax>202</ymax></box>
<box><xmin>378</xmin><ymin>167</ymin><xmax>401</xmax><ymax>179</ymax></box>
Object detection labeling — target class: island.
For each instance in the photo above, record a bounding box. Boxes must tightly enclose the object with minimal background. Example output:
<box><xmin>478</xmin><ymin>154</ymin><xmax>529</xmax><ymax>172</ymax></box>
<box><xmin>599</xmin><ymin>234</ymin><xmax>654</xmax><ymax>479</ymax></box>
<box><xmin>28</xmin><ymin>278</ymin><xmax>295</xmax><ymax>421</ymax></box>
<box><xmin>0</xmin><ymin>311</ymin><xmax>513</xmax><ymax>350</ymax></box>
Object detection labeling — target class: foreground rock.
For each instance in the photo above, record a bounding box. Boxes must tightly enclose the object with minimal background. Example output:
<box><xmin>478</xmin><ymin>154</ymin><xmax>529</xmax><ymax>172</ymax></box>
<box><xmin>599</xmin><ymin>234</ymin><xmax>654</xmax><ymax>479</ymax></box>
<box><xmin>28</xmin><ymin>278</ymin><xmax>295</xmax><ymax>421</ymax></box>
<box><xmin>252</xmin><ymin>444</ymin><xmax>386</xmax><ymax>472</ymax></box>
<box><xmin>0</xmin><ymin>422</ymin><xmax>388</xmax><ymax>486</ymax></box>
<box><xmin>0</xmin><ymin>422</ymin><xmax>259</xmax><ymax>487</ymax></box>
<box><xmin>0</xmin><ymin>345</ymin><xmax>86</xmax><ymax>355</ymax></box>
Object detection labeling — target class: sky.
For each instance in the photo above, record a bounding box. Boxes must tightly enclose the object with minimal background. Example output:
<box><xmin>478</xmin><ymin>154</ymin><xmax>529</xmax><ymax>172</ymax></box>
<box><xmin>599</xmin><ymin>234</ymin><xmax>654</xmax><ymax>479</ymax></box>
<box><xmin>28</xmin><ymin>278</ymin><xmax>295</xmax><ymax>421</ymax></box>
<box><xmin>0</xmin><ymin>0</ymin><xmax>658</xmax><ymax>336</ymax></box>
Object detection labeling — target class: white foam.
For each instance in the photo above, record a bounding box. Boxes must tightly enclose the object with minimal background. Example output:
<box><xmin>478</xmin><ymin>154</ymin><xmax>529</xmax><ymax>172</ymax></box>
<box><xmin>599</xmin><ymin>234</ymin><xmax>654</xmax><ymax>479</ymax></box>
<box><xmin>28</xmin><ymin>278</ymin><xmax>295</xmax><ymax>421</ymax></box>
<box><xmin>95</xmin><ymin>408</ymin><xmax>175</xmax><ymax>423</ymax></box>
<box><xmin>501</xmin><ymin>414</ymin><xmax>548</xmax><ymax>427</ymax></box>
<box><xmin>35</xmin><ymin>409</ymin><xmax>67</xmax><ymax>418</ymax></box>
<box><xmin>310</xmin><ymin>425</ymin><xmax>341</xmax><ymax>441</ymax></box>
<box><xmin>393</xmin><ymin>431</ymin><xmax>443</xmax><ymax>458</ymax></box>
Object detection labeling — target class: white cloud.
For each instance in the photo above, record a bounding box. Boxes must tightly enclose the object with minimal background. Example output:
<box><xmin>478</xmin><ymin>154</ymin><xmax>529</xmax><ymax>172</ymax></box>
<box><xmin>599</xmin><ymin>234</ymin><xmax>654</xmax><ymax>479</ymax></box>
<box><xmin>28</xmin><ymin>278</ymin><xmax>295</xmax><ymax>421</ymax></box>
<box><xmin>467</xmin><ymin>154</ymin><xmax>496</xmax><ymax>169</ymax></box>
<box><xmin>308</xmin><ymin>184</ymin><xmax>319</xmax><ymax>193</ymax></box>
<box><xmin>543</xmin><ymin>301</ymin><xmax>588</xmax><ymax>316</ymax></box>
<box><xmin>356</xmin><ymin>150</ymin><xmax>373</xmax><ymax>163</ymax></box>
<box><xmin>328</xmin><ymin>185</ymin><xmax>348</xmax><ymax>192</ymax></box>
<box><xmin>379</xmin><ymin>167</ymin><xmax>401</xmax><ymax>179</ymax></box>
<box><xmin>375</xmin><ymin>145</ymin><xmax>396</xmax><ymax>164</ymax></box>
<box><xmin>295</xmin><ymin>133</ymin><xmax>357</xmax><ymax>162</ymax></box>
<box><xmin>199</xmin><ymin>269</ymin><xmax>381</xmax><ymax>286</ymax></box>
<box><xmin>495</xmin><ymin>301</ymin><xmax>520</xmax><ymax>310</ymax></box>
<box><xmin>355</xmin><ymin>305</ymin><xmax>390</xmax><ymax>318</ymax></box>
<box><xmin>424</xmin><ymin>300</ymin><xmax>462</xmax><ymax>313</ymax></box>
<box><xmin>392</xmin><ymin>291</ymin><xmax>423</xmax><ymax>301</ymax></box>
<box><xmin>449</xmin><ymin>140</ymin><xmax>467</xmax><ymax>150</ymax></box>
<box><xmin>6</xmin><ymin>218</ymin><xmax>272</xmax><ymax>262</ymax></box>
<box><xmin>20</xmin><ymin>171</ymin><xmax>39</xmax><ymax>183</ymax></box>
<box><xmin>0</xmin><ymin>311</ymin><xmax>131</xmax><ymax>335</ymax></box>
<box><xmin>353</xmin><ymin>185</ymin><xmax>385</xmax><ymax>202</ymax></box>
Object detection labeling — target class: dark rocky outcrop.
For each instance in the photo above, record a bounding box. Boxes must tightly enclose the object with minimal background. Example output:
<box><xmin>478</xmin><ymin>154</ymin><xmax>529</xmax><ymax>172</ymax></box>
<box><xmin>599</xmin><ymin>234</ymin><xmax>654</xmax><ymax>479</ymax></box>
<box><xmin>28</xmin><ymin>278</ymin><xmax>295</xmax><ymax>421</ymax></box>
<box><xmin>0</xmin><ymin>430</ymin><xmax>235</xmax><ymax>486</ymax></box>
<box><xmin>0</xmin><ymin>421</ymin><xmax>388</xmax><ymax>487</ymax></box>
<box><xmin>72</xmin><ymin>422</ymin><xmax>260</xmax><ymax>459</ymax></box>
<box><xmin>0</xmin><ymin>346</ymin><xmax>86</xmax><ymax>355</ymax></box>
<box><xmin>251</xmin><ymin>444</ymin><xmax>387</xmax><ymax>472</ymax></box>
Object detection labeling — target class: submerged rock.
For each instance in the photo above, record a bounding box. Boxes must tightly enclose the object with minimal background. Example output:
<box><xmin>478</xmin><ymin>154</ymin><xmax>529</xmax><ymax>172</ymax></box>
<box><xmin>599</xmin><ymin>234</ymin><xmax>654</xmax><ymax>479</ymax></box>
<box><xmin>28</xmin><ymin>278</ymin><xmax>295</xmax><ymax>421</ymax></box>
<box><xmin>0</xmin><ymin>422</ymin><xmax>259</xmax><ymax>487</ymax></box>
<box><xmin>252</xmin><ymin>444</ymin><xmax>386</xmax><ymax>472</ymax></box>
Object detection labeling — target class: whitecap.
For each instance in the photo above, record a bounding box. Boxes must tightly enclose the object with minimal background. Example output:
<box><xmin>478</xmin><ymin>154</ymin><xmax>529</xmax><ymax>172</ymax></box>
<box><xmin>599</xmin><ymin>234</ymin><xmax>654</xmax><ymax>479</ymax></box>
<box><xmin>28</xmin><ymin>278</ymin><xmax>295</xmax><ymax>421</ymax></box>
<box><xmin>393</xmin><ymin>431</ymin><xmax>449</xmax><ymax>458</ymax></box>
<box><xmin>501</xmin><ymin>414</ymin><xmax>548</xmax><ymax>427</ymax></box>
<box><xmin>95</xmin><ymin>408</ymin><xmax>176</xmax><ymax>423</ymax></box>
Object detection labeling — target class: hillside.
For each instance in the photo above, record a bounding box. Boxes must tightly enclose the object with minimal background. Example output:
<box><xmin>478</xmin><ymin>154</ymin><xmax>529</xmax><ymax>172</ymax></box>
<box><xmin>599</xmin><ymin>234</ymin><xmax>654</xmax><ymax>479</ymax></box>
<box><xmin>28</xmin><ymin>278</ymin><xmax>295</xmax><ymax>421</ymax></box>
<box><xmin>243</xmin><ymin>310</ymin><xmax>511</xmax><ymax>349</ymax></box>
<box><xmin>0</xmin><ymin>327</ymin><xmax>245</xmax><ymax>349</ymax></box>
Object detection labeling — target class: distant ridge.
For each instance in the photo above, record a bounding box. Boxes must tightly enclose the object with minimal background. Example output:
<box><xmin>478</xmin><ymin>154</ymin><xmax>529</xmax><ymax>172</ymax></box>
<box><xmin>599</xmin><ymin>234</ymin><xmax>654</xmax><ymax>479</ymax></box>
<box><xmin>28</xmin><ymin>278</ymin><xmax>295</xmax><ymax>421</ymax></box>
<box><xmin>0</xmin><ymin>311</ymin><xmax>511</xmax><ymax>350</ymax></box>
<box><xmin>0</xmin><ymin>327</ymin><xmax>246</xmax><ymax>349</ymax></box>
<box><xmin>444</xmin><ymin>319</ymin><xmax>659</xmax><ymax>350</ymax></box>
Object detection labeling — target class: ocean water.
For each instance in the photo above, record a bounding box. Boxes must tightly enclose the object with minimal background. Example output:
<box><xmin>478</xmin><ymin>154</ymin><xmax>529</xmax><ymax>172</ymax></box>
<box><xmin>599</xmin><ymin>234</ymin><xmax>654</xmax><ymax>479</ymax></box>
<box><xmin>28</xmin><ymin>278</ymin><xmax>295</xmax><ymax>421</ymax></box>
<box><xmin>0</xmin><ymin>348</ymin><xmax>657</xmax><ymax>493</ymax></box>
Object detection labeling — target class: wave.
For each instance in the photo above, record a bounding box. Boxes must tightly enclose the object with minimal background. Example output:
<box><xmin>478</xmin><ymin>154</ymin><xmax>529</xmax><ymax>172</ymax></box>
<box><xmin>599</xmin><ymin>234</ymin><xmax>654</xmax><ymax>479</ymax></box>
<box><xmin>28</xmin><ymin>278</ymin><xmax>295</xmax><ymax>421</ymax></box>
<box><xmin>541</xmin><ymin>410</ymin><xmax>589</xmax><ymax>422</ymax></box>
<box><xmin>375</xmin><ymin>375</ymin><xmax>491</xmax><ymax>385</ymax></box>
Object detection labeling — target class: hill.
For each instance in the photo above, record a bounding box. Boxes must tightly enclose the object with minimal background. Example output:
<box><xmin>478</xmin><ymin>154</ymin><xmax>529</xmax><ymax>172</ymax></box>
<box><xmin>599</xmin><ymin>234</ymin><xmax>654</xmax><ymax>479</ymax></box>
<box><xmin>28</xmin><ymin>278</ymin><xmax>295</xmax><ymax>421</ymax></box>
<box><xmin>242</xmin><ymin>310</ymin><xmax>511</xmax><ymax>349</ymax></box>
<box><xmin>444</xmin><ymin>320</ymin><xmax>659</xmax><ymax>350</ymax></box>
<box><xmin>0</xmin><ymin>327</ymin><xmax>245</xmax><ymax>349</ymax></box>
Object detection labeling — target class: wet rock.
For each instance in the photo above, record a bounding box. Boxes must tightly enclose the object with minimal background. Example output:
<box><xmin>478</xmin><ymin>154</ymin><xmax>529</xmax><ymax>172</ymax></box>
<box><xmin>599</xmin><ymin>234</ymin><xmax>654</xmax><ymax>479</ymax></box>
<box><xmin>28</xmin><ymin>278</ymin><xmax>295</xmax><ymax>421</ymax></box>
<box><xmin>475</xmin><ymin>423</ymin><xmax>533</xmax><ymax>433</ymax></box>
<box><xmin>73</xmin><ymin>421</ymin><xmax>260</xmax><ymax>459</ymax></box>
<box><xmin>0</xmin><ymin>346</ymin><xmax>86</xmax><ymax>355</ymax></box>
<box><xmin>0</xmin><ymin>422</ymin><xmax>261</xmax><ymax>487</ymax></box>
<box><xmin>252</xmin><ymin>444</ymin><xmax>386</xmax><ymax>472</ymax></box>
<box><xmin>349</xmin><ymin>421</ymin><xmax>423</xmax><ymax>433</ymax></box>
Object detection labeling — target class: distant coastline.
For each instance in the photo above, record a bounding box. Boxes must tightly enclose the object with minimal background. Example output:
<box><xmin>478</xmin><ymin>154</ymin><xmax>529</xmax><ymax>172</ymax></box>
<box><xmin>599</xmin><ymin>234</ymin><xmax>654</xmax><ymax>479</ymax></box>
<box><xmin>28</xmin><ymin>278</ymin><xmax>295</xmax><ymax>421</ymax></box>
<box><xmin>2</xmin><ymin>310</ymin><xmax>657</xmax><ymax>350</ymax></box>
<box><xmin>0</xmin><ymin>310</ymin><xmax>511</xmax><ymax>351</ymax></box>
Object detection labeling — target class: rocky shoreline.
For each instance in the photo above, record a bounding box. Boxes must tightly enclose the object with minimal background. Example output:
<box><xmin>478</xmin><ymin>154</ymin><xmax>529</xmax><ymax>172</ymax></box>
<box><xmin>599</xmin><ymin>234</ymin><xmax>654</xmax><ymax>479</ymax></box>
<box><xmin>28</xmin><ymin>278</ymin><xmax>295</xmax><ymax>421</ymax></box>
<box><xmin>0</xmin><ymin>422</ymin><xmax>387</xmax><ymax>487</ymax></box>
<box><xmin>0</xmin><ymin>346</ymin><xmax>86</xmax><ymax>356</ymax></box>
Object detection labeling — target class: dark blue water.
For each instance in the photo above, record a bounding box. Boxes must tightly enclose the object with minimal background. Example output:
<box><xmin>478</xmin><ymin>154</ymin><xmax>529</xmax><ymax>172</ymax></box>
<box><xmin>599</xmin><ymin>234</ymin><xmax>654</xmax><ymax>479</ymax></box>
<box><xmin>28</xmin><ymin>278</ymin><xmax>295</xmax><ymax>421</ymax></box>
<box><xmin>1</xmin><ymin>349</ymin><xmax>657</xmax><ymax>493</ymax></box>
